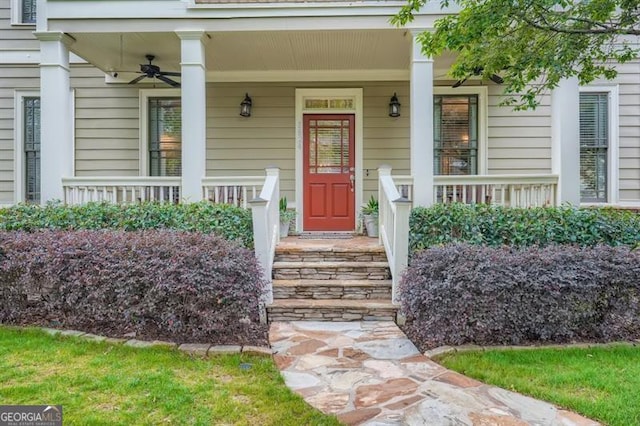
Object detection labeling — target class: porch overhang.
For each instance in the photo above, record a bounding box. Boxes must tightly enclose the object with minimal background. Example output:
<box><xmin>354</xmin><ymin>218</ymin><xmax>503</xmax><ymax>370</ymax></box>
<box><xmin>62</xmin><ymin>29</ymin><xmax>458</xmax><ymax>83</ymax></box>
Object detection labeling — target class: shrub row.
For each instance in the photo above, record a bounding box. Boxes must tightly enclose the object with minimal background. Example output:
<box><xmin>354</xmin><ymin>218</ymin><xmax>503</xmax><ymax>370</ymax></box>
<box><xmin>400</xmin><ymin>244</ymin><xmax>640</xmax><ymax>350</ymax></box>
<box><xmin>410</xmin><ymin>204</ymin><xmax>640</xmax><ymax>252</ymax></box>
<box><xmin>0</xmin><ymin>230</ymin><xmax>268</xmax><ymax>345</ymax></box>
<box><xmin>0</xmin><ymin>201</ymin><xmax>254</xmax><ymax>247</ymax></box>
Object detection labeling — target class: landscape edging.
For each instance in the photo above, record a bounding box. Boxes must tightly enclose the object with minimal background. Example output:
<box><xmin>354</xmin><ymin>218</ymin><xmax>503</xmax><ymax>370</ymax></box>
<box><xmin>424</xmin><ymin>340</ymin><xmax>640</xmax><ymax>359</ymax></box>
<box><xmin>33</xmin><ymin>326</ymin><xmax>274</xmax><ymax>357</ymax></box>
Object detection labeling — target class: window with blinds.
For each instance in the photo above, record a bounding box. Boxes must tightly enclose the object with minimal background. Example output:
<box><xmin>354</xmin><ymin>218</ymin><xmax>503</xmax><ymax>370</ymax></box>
<box><xmin>434</xmin><ymin>95</ymin><xmax>478</xmax><ymax>175</ymax></box>
<box><xmin>579</xmin><ymin>93</ymin><xmax>608</xmax><ymax>202</ymax></box>
<box><xmin>22</xmin><ymin>0</ymin><xmax>36</xmax><ymax>23</ymax></box>
<box><xmin>148</xmin><ymin>98</ymin><xmax>182</xmax><ymax>177</ymax></box>
<box><xmin>24</xmin><ymin>97</ymin><xmax>40</xmax><ymax>203</ymax></box>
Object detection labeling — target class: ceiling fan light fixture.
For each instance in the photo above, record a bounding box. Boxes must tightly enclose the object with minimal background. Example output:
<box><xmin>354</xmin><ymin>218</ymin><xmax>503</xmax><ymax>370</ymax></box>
<box><xmin>240</xmin><ymin>93</ymin><xmax>252</xmax><ymax>117</ymax></box>
<box><xmin>127</xmin><ymin>54</ymin><xmax>181</xmax><ymax>87</ymax></box>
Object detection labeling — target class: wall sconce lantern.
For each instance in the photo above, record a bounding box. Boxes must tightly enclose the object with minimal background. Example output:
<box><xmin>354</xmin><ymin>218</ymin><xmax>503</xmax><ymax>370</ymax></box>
<box><xmin>388</xmin><ymin>93</ymin><xmax>401</xmax><ymax>117</ymax></box>
<box><xmin>240</xmin><ymin>93</ymin><xmax>252</xmax><ymax>117</ymax></box>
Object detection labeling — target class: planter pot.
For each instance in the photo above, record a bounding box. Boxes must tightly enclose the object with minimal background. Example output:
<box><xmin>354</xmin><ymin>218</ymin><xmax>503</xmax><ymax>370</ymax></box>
<box><xmin>363</xmin><ymin>215</ymin><xmax>379</xmax><ymax>238</ymax></box>
<box><xmin>280</xmin><ymin>220</ymin><xmax>291</xmax><ymax>238</ymax></box>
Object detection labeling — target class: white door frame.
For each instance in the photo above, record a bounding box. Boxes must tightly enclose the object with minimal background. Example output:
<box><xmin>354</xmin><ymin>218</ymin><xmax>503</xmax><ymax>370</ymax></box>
<box><xmin>295</xmin><ymin>88</ymin><xmax>363</xmax><ymax>232</ymax></box>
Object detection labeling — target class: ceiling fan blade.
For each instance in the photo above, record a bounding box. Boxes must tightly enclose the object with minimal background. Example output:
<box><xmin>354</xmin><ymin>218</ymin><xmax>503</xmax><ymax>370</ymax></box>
<box><xmin>452</xmin><ymin>77</ymin><xmax>468</xmax><ymax>88</ymax></box>
<box><xmin>128</xmin><ymin>74</ymin><xmax>147</xmax><ymax>85</ymax></box>
<box><xmin>490</xmin><ymin>74</ymin><xmax>504</xmax><ymax>84</ymax></box>
<box><xmin>156</xmin><ymin>74</ymin><xmax>181</xmax><ymax>88</ymax></box>
<box><xmin>160</xmin><ymin>71</ymin><xmax>182</xmax><ymax>77</ymax></box>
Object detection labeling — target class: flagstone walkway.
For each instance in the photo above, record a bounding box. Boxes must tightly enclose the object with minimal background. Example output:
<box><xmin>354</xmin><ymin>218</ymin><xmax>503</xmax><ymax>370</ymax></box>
<box><xmin>269</xmin><ymin>321</ymin><xmax>600</xmax><ymax>426</ymax></box>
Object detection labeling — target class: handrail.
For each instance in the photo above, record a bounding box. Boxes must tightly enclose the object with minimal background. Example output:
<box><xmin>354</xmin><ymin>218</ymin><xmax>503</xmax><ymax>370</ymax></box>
<box><xmin>434</xmin><ymin>174</ymin><xmax>559</xmax><ymax>185</ymax></box>
<box><xmin>248</xmin><ymin>168</ymin><xmax>280</xmax><ymax>322</ymax></box>
<box><xmin>62</xmin><ymin>176</ymin><xmax>181</xmax><ymax>205</ymax></box>
<box><xmin>378</xmin><ymin>166</ymin><xmax>411</xmax><ymax>305</ymax></box>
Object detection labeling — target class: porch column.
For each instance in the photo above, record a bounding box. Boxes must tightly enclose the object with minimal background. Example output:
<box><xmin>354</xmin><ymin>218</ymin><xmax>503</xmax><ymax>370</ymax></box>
<box><xmin>410</xmin><ymin>31</ymin><xmax>434</xmax><ymax>207</ymax></box>
<box><xmin>551</xmin><ymin>77</ymin><xmax>581</xmax><ymax>205</ymax></box>
<box><xmin>177</xmin><ymin>30</ymin><xmax>207</xmax><ymax>202</ymax></box>
<box><xmin>35</xmin><ymin>32</ymin><xmax>73</xmax><ymax>204</ymax></box>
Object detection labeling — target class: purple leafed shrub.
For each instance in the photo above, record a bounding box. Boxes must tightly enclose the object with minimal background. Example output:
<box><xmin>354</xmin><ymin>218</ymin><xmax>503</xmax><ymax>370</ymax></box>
<box><xmin>400</xmin><ymin>244</ymin><xmax>640</xmax><ymax>350</ymax></box>
<box><xmin>0</xmin><ymin>230</ymin><xmax>268</xmax><ymax>345</ymax></box>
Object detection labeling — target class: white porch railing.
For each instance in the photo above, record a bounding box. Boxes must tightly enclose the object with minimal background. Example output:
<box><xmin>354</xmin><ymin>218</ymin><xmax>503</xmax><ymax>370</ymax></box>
<box><xmin>248</xmin><ymin>168</ymin><xmax>280</xmax><ymax>320</ymax></box>
<box><xmin>380</xmin><ymin>174</ymin><xmax>559</xmax><ymax>207</ymax></box>
<box><xmin>378</xmin><ymin>166</ymin><xmax>411</xmax><ymax>304</ymax></box>
<box><xmin>434</xmin><ymin>174</ymin><xmax>559</xmax><ymax>207</ymax></box>
<box><xmin>62</xmin><ymin>177</ymin><xmax>181</xmax><ymax>205</ymax></box>
<box><xmin>202</xmin><ymin>176</ymin><xmax>264</xmax><ymax>209</ymax></box>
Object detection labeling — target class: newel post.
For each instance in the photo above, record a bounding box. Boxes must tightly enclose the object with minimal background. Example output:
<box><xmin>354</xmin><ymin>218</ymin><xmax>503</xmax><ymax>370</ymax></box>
<box><xmin>378</xmin><ymin>165</ymin><xmax>392</xmax><ymax>245</ymax></box>
<box><xmin>249</xmin><ymin>167</ymin><xmax>279</xmax><ymax>323</ymax></box>
<box><xmin>392</xmin><ymin>198</ymin><xmax>411</xmax><ymax>305</ymax></box>
<box><xmin>249</xmin><ymin>197</ymin><xmax>271</xmax><ymax>323</ymax></box>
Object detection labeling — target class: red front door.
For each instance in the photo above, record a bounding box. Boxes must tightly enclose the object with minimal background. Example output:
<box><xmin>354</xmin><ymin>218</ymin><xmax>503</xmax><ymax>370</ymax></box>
<box><xmin>303</xmin><ymin>114</ymin><xmax>356</xmax><ymax>231</ymax></box>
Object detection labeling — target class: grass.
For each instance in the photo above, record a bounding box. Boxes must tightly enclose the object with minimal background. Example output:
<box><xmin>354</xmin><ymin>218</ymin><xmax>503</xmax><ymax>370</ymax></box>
<box><xmin>0</xmin><ymin>327</ymin><xmax>341</xmax><ymax>426</ymax></box>
<box><xmin>438</xmin><ymin>345</ymin><xmax>640</xmax><ymax>426</ymax></box>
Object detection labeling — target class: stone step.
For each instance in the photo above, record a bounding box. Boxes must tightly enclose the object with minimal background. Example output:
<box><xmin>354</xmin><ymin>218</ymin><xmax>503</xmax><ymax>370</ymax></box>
<box><xmin>275</xmin><ymin>237</ymin><xmax>387</xmax><ymax>263</ymax></box>
<box><xmin>272</xmin><ymin>261</ymin><xmax>390</xmax><ymax>281</ymax></box>
<box><xmin>266</xmin><ymin>299</ymin><xmax>398</xmax><ymax>322</ymax></box>
<box><xmin>275</xmin><ymin>247</ymin><xmax>387</xmax><ymax>263</ymax></box>
<box><xmin>272</xmin><ymin>279</ymin><xmax>392</xmax><ymax>300</ymax></box>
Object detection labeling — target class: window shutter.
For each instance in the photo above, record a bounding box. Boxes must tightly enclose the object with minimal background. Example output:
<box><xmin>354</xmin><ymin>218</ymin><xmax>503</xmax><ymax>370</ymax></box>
<box><xmin>579</xmin><ymin>93</ymin><xmax>608</xmax><ymax>202</ymax></box>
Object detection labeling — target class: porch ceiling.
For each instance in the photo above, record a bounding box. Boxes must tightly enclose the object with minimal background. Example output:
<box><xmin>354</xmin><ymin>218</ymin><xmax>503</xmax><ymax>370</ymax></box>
<box><xmin>69</xmin><ymin>30</ymin><xmax>456</xmax><ymax>78</ymax></box>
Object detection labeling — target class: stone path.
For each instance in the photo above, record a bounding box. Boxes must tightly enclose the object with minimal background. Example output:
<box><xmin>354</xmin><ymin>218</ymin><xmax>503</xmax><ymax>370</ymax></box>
<box><xmin>269</xmin><ymin>321</ymin><xmax>600</xmax><ymax>426</ymax></box>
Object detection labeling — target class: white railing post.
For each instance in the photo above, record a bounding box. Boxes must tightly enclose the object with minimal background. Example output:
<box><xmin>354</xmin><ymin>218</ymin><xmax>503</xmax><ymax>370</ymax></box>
<box><xmin>265</xmin><ymin>167</ymin><xmax>280</xmax><ymax>245</ymax></box>
<box><xmin>378</xmin><ymin>165</ymin><xmax>392</xmax><ymax>246</ymax></box>
<box><xmin>248</xmin><ymin>167</ymin><xmax>280</xmax><ymax>323</ymax></box>
<box><xmin>391</xmin><ymin>199</ymin><xmax>411</xmax><ymax>304</ymax></box>
<box><xmin>249</xmin><ymin>198</ymin><xmax>271</xmax><ymax>316</ymax></box>
<box><xmin>378</xmin><ymin>165</ymin><xmax>411</xmax><ymax>309</ymax></box>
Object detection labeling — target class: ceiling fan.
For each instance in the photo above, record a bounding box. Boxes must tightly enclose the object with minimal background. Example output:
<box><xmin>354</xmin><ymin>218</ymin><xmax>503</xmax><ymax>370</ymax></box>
<box><xmin>452</xmin><ymin>67</ymin><xmax>504</xmax><ymax>88</ymax></box>
<box><xmin>128</xmin><ymin>54</ymin><xmax>181</xmax><ymax>87</ymax></box>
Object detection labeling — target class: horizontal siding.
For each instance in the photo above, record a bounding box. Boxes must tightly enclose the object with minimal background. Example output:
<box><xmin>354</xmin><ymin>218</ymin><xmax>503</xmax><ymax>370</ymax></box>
<box><xmin>362</xmin><ymin>83</ymin><xmax>409</xmax><ymax>201</ymax></box>
<box><xmin>207</xmin><ymin>83</ymin><xmax>296</xmax><ymax>201</ymax></box>
<box><xmin>0</xmin><ymin>0</ymin><xmax>39</xmax><ymax>50</ymax></box>
<box><xmin>616</xmin><ymin>59</ymin><xmax>640</xmax><ymax>202</ymax></box>
<box><xmin>487</xmin><ymin>87</ymin><xmax>551</xmax><ymax>174</ymax></box>
<box><xmin>73</xmin><ymin>66</ymin><xmax>141</xmax><ymax>177</ymax></box>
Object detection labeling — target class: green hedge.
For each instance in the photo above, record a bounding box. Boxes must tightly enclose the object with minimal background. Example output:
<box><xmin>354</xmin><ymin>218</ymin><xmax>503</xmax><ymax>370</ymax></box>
<box><xmin>410</xmin><ymin>204</ymin><xmax>640</xmax><ymax>252</ymax></box>
<box><xmin>0</xmin><ymin>202</ymin><xmax>253</xmax><ymax>247</ymax></box>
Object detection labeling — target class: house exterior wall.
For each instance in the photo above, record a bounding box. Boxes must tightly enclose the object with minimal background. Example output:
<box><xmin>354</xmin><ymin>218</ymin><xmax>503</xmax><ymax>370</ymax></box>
<box><xmin>612</xmin><ymin>59</ymin><xmax>640</xmax><ymax>202</ymax></box>
<box><xmin>1</xmin><ymin>0</ymin><xmax>638</xmax><ymax>206</ymax></box>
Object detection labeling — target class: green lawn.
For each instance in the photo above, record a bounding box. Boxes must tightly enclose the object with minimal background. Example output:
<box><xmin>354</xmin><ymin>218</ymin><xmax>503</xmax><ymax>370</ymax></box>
<box><xmin>0</xmin><ymin>327</ymin><xmax>341</xmax><ymax>426</ymax></box>
<box><xmin>438</xmin><ymin>345</ymin><xmax>640</xmax><ymax>426</ymax></box>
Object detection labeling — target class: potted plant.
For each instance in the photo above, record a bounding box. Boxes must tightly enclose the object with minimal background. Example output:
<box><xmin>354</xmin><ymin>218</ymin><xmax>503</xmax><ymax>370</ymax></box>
<box><xmin>361</xmin><ymin>195</ymin><xmax>379</xmax><ymax>237</ymax></box>
<box><xmin>279</xmin><ymin>197</ymin><xmax>296</xmax><ymax>238</ymax></box>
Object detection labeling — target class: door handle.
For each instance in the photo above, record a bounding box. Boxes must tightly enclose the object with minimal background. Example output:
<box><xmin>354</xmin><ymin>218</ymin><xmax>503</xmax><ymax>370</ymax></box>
<box><xmin>349</xmin><ymin>174</ymin><xmax>355</xmax><ymax>192</ymax></box>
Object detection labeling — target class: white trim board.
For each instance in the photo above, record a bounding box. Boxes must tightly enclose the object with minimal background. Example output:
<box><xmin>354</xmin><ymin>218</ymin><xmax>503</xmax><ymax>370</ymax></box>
<box><xmin>295</xmin><ymin>88</ymin><xmax>364</xmax><ymax>233</ymax></box>
<box><xmin>138</xmin><ymin>88</ymin><xmax>181</xmax><ymax>176</ymax></box>
<box><xmin>579</xmin><ymin>85</ymin><xmax>620</xmax><ymax>204</ymax></box>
